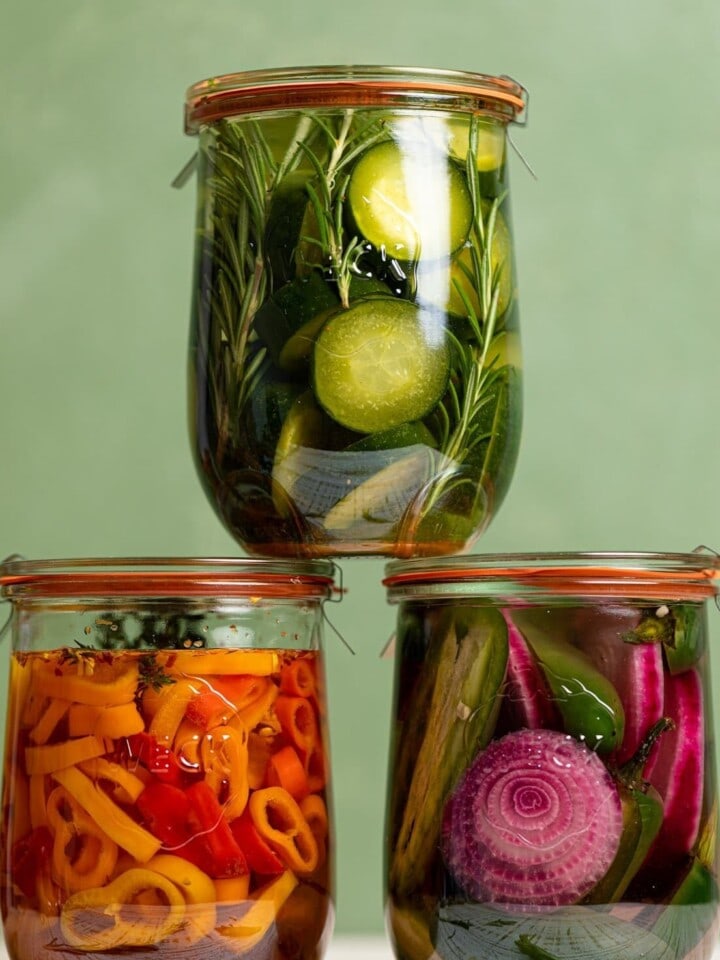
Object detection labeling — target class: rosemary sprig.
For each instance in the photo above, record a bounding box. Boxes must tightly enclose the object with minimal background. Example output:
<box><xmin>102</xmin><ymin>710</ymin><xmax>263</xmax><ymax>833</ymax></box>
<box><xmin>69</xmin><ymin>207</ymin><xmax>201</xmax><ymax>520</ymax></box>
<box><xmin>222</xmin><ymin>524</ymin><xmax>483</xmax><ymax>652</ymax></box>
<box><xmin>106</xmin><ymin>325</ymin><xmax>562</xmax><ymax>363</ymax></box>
<box><xmin>198</xmin><ymin>109</ymin><xmax>389</xmax><ymax>461</ymax></box>
<box><xmin>297</xmin><ymin>111</ymin><xmax>386</xmax><ymax>305</ymax></box>
<box><xmin>409</xmin><ymin>118</ymin><xmax>510</xmax><ymax>525</ymax></box>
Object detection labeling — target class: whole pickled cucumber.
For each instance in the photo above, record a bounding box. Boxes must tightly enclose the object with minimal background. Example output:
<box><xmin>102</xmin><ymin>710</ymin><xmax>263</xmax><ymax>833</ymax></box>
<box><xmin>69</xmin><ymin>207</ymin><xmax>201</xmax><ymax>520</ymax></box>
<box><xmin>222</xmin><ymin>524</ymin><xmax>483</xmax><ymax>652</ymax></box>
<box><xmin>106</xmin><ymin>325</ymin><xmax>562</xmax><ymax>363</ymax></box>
<box><xmin>389</xmin><ymin>605</ymin><xmax>508</xmax><ymax>897</ymax></box>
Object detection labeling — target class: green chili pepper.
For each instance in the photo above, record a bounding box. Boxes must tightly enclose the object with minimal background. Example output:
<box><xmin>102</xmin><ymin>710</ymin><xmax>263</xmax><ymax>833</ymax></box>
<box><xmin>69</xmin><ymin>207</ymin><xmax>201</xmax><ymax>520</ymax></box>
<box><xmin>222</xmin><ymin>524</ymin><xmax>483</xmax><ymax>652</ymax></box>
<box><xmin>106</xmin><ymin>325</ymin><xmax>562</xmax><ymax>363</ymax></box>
<box><xmin>625</xmin><ymin>604</ymin><xmax>705</xmax><ymax>674</ymax></box>
<box><xmin>518</xmin><ymin>621</ymin><xmax>625</xmax><ymax>753</ymax></box>
<box><xmin>586</xmin><ymin>718</ymin><xmax>672</xmax><ymax>904</ymax></box>
<box><xmin>652</xmin><ymin>858</ymin><xmax>720</xmax><ymax>958</ymax></box>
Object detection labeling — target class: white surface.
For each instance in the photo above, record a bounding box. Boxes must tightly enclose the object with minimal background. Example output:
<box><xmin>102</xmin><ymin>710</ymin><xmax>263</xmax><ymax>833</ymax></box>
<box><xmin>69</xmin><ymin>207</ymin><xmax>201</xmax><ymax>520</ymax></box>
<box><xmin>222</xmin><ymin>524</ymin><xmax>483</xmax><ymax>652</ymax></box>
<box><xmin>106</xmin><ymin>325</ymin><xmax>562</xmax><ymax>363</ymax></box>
<box><xmin>328</xmin><ymin>937</ymin><xmax>394</xmax><ymax>960</ymax></box>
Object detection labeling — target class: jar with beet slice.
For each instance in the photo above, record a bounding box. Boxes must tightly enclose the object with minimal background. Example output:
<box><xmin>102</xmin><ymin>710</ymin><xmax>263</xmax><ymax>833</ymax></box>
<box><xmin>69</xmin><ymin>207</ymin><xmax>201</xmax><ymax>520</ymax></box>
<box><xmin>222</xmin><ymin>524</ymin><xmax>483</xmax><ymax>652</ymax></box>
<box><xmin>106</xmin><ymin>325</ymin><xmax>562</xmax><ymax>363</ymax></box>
<box><xmin>383</xmin><ymin>551</ymin><xmax>720</xmax><ymax>960</ymax></box>
<box><xmin>0</xmin><ymin>557</ymin><xmax>337</xmax><ymax>960</ymax></box>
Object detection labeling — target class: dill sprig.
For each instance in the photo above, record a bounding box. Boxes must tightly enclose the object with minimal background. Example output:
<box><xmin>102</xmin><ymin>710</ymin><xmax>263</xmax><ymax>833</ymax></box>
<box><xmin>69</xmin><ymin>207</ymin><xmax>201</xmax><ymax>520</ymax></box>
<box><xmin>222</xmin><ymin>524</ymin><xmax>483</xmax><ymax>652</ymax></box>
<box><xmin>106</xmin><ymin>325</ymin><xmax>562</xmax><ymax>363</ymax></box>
<box><xmin>137</xmin><ymin>654</ymin><xmax>175</xmax><ymax>694</ymax></box>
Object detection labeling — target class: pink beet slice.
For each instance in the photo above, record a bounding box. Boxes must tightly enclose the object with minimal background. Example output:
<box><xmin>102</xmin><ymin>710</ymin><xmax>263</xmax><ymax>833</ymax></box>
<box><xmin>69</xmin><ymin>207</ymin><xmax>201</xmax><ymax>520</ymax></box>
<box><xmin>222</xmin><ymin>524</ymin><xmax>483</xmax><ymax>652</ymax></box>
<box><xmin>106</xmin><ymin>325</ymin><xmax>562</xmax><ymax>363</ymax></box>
<box><xmin>502</xmin><ymin>612</ymin><xmax>558</xmax><ymax>729</ymax></box>
<box><xmin>643</xmin><ymin>668</ymin><xmax>705</xmax><ymax>871</ymax></box>
<box><xmin>442</xmin><ymin>728</ymin><xmax>623</xmax><ymax>906</ymax></box>
<box><xmin>573</xmin><ymin>606</ymin><xmax>664</xmax><ymax>764</ymax></box>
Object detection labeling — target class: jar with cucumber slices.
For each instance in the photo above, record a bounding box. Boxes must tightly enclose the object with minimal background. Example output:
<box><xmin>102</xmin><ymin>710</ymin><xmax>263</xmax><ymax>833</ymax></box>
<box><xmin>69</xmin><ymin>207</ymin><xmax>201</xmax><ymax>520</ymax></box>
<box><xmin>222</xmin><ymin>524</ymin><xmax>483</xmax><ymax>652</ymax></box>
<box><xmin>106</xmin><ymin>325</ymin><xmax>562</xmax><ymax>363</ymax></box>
<box><xmin>183</xmin><ymin>67</ymin><xmax>527</xmax><ymax>557</ymax></box>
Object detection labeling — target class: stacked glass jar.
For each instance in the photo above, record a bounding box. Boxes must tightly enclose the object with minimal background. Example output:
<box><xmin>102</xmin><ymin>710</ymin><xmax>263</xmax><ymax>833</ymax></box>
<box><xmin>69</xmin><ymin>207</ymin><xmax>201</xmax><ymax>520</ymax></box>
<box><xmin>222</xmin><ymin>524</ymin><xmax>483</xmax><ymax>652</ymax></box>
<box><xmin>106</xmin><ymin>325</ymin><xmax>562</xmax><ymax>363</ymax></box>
<box><xmin>1</xmin><ymin>66</ymin><xmax>718</xmax><ymax>960</ymax></box>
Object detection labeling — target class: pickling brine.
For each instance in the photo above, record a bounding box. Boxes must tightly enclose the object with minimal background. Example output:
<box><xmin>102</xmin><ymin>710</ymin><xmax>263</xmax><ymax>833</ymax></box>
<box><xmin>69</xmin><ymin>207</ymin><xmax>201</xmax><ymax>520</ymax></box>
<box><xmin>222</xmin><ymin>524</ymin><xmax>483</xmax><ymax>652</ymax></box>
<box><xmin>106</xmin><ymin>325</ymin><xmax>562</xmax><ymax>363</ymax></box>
<box><xmin>184</xmin><ymin>67</ymin><xmax>527</xmax><ymax>558</ymax></box>
<box><xmin>1</xmin><ymin>646</ymin><xmax>332</xmax><ymax>960</ymax></box>
<box><xmin>384</xmin><ymin>554</ymin><xmax>720</xmax><ymax>960</ymax></box>
<box><xmin>0</xmin><ymin>553</ymin><xmax>338</xmax><ymax>960</ymax></box>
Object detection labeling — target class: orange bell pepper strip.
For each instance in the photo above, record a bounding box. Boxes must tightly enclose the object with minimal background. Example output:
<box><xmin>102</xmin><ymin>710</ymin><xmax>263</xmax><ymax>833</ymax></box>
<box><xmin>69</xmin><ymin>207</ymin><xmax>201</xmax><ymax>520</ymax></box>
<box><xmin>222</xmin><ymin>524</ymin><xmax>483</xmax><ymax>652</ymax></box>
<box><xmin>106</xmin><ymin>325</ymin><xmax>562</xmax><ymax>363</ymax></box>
<box><xmin>247</xmin><ymin>732</ymin><xmax>273</xmax><ymax>790</ymax></box>
<box><xmin>146</xmin><ymin>853</ymin><xmax>217</xmax><ymax>944</ymax></box>
<box><xmin>280</xmin><ymin>658</ymin><xmax>316</xmax><ymax>698</ymax></box>
<box><xmin>186</xmin><ymin>675</ymin><xmax>270</xmax><ymax>729</ymax></box>
<box><xmin>46</xmin><ymin>786</ymin><xmax>118</xmax><ymax>893</ymax></box>
<box><xmin>248</xmin><ymin>787</ymin><xmax>318</xmax><ymax>874</ymax></box>
<box><xmin>25</xmin><ymin>735</ymin><xmax>105</xmax><ymax>776</ymax></box>
<box><xmin>149</xmin><ymin>678</ymin><xmax>201</xmax><ymax>745</ymax></box>
<box><xmin>53</xmin><ymin>765</ymin><xmax>161</xmax><ymax>863</ymax></box>
<box><xmin>60</xmin><ymin>868</ymin><xmax>186</xmax><ymax>950</ymax></box>
<box><xmin>201</xmin><ymin>725</ymin><xmax>250</xmax><ymax>822</ymax></box>
<box><xmin>79</xmin><ymin>758</ymin><xmax>146</xmax><ymax>804</ymax></box>
<box><xmin>266</xmin><ymin>745</ymin><xmax>309</xmax><ymax>801</ymax></box>
<box><xmin>29</xmin><ymin>698</ymin><xmax>70</xmax><ymax>745</ymax></box>
<box><xmin>68</xmin><ymin>701</ymin><xmax>145</xmax><ymax>739</ymax></box>
<box><xmin>163</xmin><ymin>650</ymin><xmax>278</xmax><ymax>677</ymax></box>
<box><xmin>8</xmin><ymin>768</ymin><xmax>31</xmax><ymax>845</ymax></box>
<box><xmin>232</xmin><ymin>681</ymin><xmax>279</xmax><ymax>734</ymax></box>
<box><xmin>29</xmin><ymin>774</ymin><xmax>49</xmax><ymax>830</ymax></box>
<box><xmin>216</xmin><ymin>870</ymin><xmax>298</xmax><ymax>950</ymax></box>
<box><xmin>215</xmin><ymin>874</ymin><xmax>251</xmax><ymax>902</ymax></box>
<box><xmin>273</xmin><ymin>696</ymin><xmax>318</xmax><ymax>756</ymax></box>
<box><xmin>33</xmin><ymin>660</ymin><xmax>139</xmax><ymax>707</ymax></box>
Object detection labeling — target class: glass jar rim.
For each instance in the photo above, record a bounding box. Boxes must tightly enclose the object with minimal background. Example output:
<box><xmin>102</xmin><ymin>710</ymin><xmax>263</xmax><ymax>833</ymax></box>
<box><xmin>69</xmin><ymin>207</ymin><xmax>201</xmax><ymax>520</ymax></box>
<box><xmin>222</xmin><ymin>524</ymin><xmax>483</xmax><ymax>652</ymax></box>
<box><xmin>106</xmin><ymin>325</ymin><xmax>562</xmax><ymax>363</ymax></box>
<box><xmin>184</xmin><ymin>64</ymin><xmax>527</xmax><ymax>134</ymax></box>
<box><xmin>0</xmin><ymin>556</ymin><xmax>338</xmax><ymax>601</ymax></box>
<box><xmin>384</xmin><ymin>550</ymin><xmax>720</xmax><ymax>602</ymax></box>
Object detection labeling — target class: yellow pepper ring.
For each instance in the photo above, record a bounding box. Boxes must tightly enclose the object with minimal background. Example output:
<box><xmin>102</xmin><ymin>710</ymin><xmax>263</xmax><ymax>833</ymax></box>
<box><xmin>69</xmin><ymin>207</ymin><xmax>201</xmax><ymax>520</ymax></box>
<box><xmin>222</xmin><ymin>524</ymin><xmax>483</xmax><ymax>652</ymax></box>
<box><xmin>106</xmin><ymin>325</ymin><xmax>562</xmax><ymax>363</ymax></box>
<box><xmin>146</xmin><ymin>854</ymin><xmax>217</xmax><ymax>944</ymax></box>
<box><xmin>202</xmin><ymin>724</ymin><xmax>249</xmax><ymax>822</ymax></box>
<box><xmin>217</xmin><ymin>870</ymin><xmax>298</xmax><ymax>949</ymax></box>
<box><xmin>60</xmin><ymin>868</ymin><xmax>186</xmax><ymax>951</ymax></box>
<box><xmin>46</xmin><ymin>787</ymin><xmax>118</xmax><ymax>893</ymax></box>
<box><xmin>249</xmin><ymin>787</ymin><xmax>319</xmax><ymax>874</ymax></box>
<box><xmin>53</xmin><ymin>766</ymin><xmax>160</xmax><ymax>863</ymax></box>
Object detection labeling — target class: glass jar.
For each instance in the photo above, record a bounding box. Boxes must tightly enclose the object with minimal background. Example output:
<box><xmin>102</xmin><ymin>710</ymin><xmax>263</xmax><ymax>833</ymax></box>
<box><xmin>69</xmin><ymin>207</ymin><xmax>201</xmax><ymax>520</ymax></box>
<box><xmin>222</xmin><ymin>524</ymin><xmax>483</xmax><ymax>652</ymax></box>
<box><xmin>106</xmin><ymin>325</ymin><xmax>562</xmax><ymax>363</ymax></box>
<box><xmin>184</xmin><ymin>66</ymin><xmax>527</xmax><ymax>559</ymax></box>
<box><xmin>383</xmin><ymin>552</ymin><xmax>720</xmax><ymax>960</ymax></box>
<box><xmin>0</xmin><ymin>557</ymin><xmax>337</xmax><ymax>960</ymax></box>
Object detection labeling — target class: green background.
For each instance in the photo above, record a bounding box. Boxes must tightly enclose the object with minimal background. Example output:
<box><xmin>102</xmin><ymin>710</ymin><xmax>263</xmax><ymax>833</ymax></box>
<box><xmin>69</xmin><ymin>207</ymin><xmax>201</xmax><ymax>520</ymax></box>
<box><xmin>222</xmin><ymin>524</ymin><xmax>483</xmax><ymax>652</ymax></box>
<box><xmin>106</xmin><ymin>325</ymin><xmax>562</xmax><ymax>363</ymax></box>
<box><xmin>1</xmin><ymin>0</ymin><xmax>719</xmax><ymax>934</ymax></box>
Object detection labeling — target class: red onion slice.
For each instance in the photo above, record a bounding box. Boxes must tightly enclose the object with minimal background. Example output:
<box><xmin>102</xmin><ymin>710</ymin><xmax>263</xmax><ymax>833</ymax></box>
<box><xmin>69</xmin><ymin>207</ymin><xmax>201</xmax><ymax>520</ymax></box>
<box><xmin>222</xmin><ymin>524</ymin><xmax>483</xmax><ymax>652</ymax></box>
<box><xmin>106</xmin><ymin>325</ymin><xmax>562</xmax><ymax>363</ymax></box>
<box><xmin>442</xmin><ymin>728</ymin><xmax>623</xmax><ymax>906</ymax></box>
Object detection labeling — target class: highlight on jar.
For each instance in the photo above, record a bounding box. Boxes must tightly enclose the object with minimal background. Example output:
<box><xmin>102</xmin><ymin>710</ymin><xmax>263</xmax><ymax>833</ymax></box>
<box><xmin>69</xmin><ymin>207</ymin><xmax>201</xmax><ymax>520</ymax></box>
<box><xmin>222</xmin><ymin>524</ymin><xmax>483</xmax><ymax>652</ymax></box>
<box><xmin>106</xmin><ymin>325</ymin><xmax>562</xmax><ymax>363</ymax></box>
<box><xmin>383</xmin><ymin>552</ymin><xmax>720</xmax><ymax>960</ymax></box>
<box><xmin>0</xmin><ymin>558</ymin><xmax>337</xmax><ymax>960</ymax></box>
<box><xmin>182</xmin><ymin>67</ymin><xmax>527</xmax><ymax>558</ymax></box>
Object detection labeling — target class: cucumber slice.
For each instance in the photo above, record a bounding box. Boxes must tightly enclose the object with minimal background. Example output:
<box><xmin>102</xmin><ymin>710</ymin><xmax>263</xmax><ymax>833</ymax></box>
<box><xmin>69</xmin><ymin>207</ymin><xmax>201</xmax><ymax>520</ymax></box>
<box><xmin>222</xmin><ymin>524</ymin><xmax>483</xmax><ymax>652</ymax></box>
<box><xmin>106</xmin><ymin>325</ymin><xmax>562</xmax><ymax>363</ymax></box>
<box><xmin>312</xmin><ymin>297</ymin><xmax>450</xmax><ymax>434</ymax></box>
<box><xmin>254</xmin><ymin>274</ymin><xmax>339</xmax><ymax>366</ymax></box>
<box><xmin>278</xmin><ymin>277</ymin><xmax>389</xmax><ymax>374</ymax></box>
<box><xmin>323</xmin><ymin>446</ymin><xmax>440</xmax><ymax>533</ymax></box>
<box><xmin>348</xmin><ymin>140</ymin><xmax>472</xmax><ymax>260</ymax></box>
<box><xmin>387</xmin><ymin>114</ymin><xmax>506</xmax><ymax>173</ymax></box>
<box><xmin>271</xmin><ymin>391</ymin><xmax>355</xmax><ymax>513</ymax></box>
<box><xmin>264</xmin><ymin>171</ymin><xmax>313</xmax><ymax>289</ymax></box>
<box><xmin>417</xmin><ymin>210</ymin><xmax>513</xmax><ymax>321</ymax></box>
<box><xmin>348</xmin><ymin>421</ymin><xmax>437</xmax><ymax>452</ymax></box>
<box><xmin>445</xmin><ymin>117</ymin><xmax>506</xmax><ymax>172</ymax></box>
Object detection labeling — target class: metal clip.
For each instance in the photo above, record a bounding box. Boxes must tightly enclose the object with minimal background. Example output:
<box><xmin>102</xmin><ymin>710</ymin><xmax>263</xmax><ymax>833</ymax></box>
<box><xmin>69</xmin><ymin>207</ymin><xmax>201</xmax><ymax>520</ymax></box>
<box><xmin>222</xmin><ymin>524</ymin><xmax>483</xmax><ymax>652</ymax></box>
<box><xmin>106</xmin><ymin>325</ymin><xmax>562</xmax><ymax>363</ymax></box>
<box><xmin>692</xmin><ymin>546</ymin><xmax>720</xmax><ymax>613</ymax></box>
<box><xmin>0</xmin><ymin>553</ymin><xmax>24</xmax><ymax>643</ymax></box>
<box><xmin>171</xmin><ymin>153</ymin><xmax>198</xmax><ymax>189</ymax></box>
<box><xmin>328</xmin><ymin>561</ymin><xmax>345</xmax><ymax>603</ymax></box>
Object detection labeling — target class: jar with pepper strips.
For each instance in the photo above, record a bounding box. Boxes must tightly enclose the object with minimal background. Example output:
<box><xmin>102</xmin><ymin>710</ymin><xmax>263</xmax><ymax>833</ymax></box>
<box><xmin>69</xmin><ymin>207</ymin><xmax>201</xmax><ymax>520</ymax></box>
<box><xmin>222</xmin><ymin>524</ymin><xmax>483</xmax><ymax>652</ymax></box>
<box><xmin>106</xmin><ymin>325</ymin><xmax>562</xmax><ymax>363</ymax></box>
<box><xmin>0</xmin><ymin>557</ymin><xmax>338</xmax><ymax>960</ymax></box>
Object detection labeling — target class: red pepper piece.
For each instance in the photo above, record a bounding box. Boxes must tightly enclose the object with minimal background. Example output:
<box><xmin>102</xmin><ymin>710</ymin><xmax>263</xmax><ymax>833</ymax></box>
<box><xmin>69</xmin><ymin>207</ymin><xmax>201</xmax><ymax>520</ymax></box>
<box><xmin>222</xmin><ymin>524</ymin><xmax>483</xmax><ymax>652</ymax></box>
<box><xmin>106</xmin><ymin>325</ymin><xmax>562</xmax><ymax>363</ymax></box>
<box><xmin>186</xmin><ymin>780</ymin><xmax>249</xmax><ymax>880</ymax></box>
<box><xmin>11</xmin><ymin>826</ymin><xmax>53</xmax><ymax>898</ymax></box>
<box><xmin>126</xmin><ymin>732</ymin><xmax>184</xmax><ymax>785</ymax></box>
<box><xmin>136</xmin><ymin>780</ymin><xmax>211</xmax><ymax>870</ymax></box>
<box><xmin>230</xmin><ymin>809</ymin><xmax>285</xmax><ymax>876</ymax></box>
